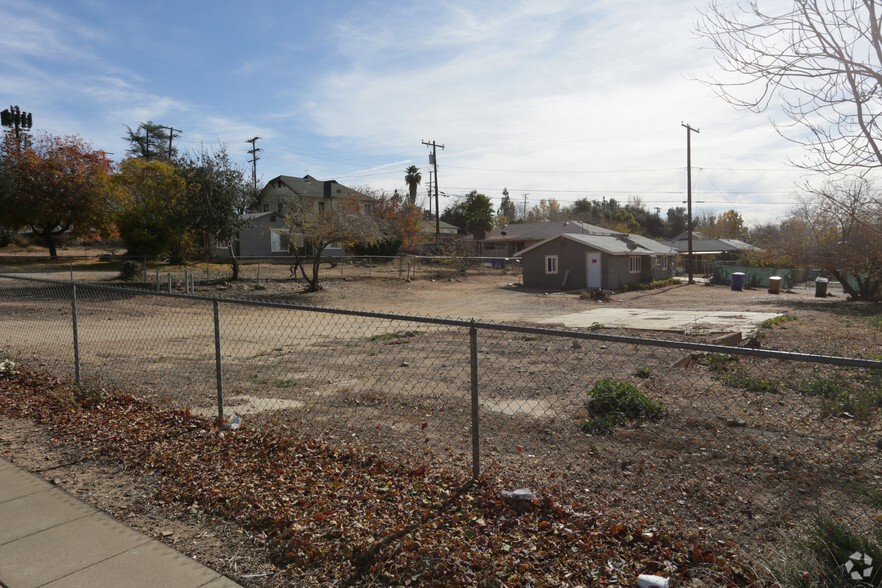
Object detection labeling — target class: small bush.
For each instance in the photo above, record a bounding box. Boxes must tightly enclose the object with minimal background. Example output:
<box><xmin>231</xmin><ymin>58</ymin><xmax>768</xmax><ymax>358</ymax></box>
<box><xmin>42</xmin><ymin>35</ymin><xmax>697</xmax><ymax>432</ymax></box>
<box><xmin>633</xmin><ymin>367</ymin><xmax>653</xmax><ymax>378</ymax></box>
<box><xmin>117</xmin><ymin>260</ymin><xmax>144</xmax><ymax>281</ymax></box>
<box><xmin>581</xmin><ymin>379</ymin><xmax>666</xmax><ymax>434</ymax></box>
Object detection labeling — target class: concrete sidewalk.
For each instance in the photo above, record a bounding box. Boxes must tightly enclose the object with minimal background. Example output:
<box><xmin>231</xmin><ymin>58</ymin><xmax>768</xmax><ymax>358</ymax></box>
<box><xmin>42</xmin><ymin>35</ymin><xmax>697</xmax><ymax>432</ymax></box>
<box><xmin>0</xmin><ymin>457</ymin><xmax>240</xmax><ymax>588</ymax></box>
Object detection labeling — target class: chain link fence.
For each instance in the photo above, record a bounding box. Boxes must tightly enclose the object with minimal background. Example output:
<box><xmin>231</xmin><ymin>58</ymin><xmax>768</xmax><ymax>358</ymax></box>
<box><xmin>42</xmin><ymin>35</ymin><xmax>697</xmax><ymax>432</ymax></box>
<box><xmin>0</xmin><ymin>255</ymin><xmax>522</xmax><ymax>290</ymax></box>
<box><xmin>1</xmin><ymin>273</ymin><xmax>880</xmax><ymax>559</ymax></box>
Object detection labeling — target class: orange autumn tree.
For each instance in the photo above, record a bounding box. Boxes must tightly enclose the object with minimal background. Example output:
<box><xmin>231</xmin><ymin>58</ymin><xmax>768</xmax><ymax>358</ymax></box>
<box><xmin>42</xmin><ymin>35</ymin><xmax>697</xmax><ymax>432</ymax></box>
<box><xmin>0</xmin><ymin>130</ymin><xmax>118</xmax><ymax>257</ymax></box>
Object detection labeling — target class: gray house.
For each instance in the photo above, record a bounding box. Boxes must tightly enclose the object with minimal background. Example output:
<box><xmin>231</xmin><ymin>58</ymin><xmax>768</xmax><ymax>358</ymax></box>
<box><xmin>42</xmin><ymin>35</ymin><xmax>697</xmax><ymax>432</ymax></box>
<box><xmin>516</xmin><ymin>233</ymin><xmax>676</xmax><ymax>290</ymax></box>
<box><xmin>213</xmin><ymin>175</ymin><xmax>370</xmax><ymax>259</ymax></box>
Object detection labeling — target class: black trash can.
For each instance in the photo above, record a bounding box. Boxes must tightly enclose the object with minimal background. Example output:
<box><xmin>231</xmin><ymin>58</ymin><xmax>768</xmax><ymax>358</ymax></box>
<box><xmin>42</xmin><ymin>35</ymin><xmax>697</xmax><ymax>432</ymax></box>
<box><xmin>815</xmin><ymin>277</ymin><xmax>829</xmax><ymax>297</ymax></box>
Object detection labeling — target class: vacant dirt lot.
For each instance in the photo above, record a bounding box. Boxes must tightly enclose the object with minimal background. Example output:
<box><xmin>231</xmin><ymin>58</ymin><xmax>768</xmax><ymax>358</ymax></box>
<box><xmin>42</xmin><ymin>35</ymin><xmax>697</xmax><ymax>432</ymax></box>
<box><xmin>1</xmin><ymin>267</ymin><xmax>881</xmax><ymax>584</ymax></box>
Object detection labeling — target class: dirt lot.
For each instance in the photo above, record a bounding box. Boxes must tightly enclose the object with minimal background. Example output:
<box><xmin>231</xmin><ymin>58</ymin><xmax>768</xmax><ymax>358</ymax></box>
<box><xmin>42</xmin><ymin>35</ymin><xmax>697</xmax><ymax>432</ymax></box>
<box><xmin>1</xmin><ymin>266</ymin><xmax>881</xmax><ymax>585</ymax></box>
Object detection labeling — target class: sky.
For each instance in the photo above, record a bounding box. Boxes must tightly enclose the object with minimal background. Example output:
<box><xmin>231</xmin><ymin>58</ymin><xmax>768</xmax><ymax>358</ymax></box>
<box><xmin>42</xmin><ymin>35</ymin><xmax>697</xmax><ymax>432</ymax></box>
<box><xmin>1</xmin><ymin>0</ymin><xmax>822</xmax><ymax>227</ymax></box>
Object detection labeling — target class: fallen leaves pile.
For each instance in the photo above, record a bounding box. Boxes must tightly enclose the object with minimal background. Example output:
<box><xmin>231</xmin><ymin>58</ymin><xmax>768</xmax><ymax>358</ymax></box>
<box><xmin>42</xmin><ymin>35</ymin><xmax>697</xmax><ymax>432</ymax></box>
<box><xmin>0</xmin><ymin>368</ymin><xmax>760</xmax><ymax>586</ymax></box>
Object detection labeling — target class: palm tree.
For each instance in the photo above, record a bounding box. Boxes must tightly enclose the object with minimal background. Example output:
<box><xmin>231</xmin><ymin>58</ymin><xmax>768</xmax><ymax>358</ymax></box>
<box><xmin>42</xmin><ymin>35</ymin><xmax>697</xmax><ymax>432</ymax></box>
<box><xmin>404</xmin><ymin>165</ymin><xmax>421</xmax><ymax>206</ymax></box>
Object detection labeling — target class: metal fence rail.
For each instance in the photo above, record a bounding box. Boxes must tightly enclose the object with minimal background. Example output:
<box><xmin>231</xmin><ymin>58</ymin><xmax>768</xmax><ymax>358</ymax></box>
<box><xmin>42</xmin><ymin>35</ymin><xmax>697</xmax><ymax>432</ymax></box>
<box><xmin>1</xmin><ymin>273</ymin><xmax>880</xmax><ymax>555</ymax></box>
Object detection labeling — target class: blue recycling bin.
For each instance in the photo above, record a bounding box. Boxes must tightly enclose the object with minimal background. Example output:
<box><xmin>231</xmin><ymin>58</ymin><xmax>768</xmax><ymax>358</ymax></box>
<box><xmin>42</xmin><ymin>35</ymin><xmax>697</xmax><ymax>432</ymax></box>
<box><xmin>731</xmin><ymin>272</ymin><xmax>746</xmax><ymax>291</ymax></box>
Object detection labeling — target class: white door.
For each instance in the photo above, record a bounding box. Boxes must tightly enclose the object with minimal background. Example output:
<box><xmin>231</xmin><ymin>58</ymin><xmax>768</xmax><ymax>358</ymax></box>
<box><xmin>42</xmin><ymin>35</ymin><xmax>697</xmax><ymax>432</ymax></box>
<box><xmin>586</xmin><ymin>253</ymin><xmax>601</xmax><ymax>288</ymax></box>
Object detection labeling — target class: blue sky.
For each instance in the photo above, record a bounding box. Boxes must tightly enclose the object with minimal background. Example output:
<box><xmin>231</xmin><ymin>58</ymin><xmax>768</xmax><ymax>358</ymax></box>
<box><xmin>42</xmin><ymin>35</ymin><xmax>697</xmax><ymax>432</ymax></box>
<box><xmin>2</xmin><ymin>0</ymin><xmax>817</xmax><ymax>226</ymax></box>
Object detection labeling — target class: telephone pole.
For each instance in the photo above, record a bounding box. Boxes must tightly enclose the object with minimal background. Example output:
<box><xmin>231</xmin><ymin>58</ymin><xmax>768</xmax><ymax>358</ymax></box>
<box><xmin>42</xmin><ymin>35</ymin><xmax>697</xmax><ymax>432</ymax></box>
<box><xmin>682</xmin><ymin>122</ymin><xmax>700</xmax><ymax>284</ymax></box>
<box><xmin>164</xmin><ymin>126</ymin><xmax>182</xmax><ymax>159</ymax></box>
<box><xmin>246</xmin><ymin>136</ymin><xmax>262</xmax><ymax>193</ymax></box>
<box><xmin>522</xmin><ymin>194</ymin><xmax>529</xmax><ymax>221</ymax></box>
<box><xmin>422</xmin><ymin>140</ymin><xmax>444</xmax><ymax>244</ymax></box>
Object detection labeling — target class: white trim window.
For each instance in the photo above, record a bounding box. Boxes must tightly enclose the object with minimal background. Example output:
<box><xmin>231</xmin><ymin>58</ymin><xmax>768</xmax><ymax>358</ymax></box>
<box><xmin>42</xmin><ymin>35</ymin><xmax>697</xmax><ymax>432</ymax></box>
<box><xmin>656</xmin><ymin>256</ymin><xmax>668</xmax><ymax>270</ymax></box>
<box><xmin>545</xmin><ymin>255</ymin><xmax>559</xmax><ymax>275</ymax></box>
<box><xmin>270</xmin><ymin>230</ymin><xmax>288</xmax><ymax>253</ymax></box>
<box><xmin>629</xmin><ymin>256</ymin><xmax>642</xmax><ymax>273</ymax></box>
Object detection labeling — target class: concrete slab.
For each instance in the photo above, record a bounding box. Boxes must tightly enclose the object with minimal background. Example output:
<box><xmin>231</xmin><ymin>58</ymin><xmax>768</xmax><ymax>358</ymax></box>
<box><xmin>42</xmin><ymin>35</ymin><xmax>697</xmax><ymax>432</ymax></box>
<box><xmin>540</xmin><ymin>308</ymin><xmax>781</xmax><ymax>337</ymax></box>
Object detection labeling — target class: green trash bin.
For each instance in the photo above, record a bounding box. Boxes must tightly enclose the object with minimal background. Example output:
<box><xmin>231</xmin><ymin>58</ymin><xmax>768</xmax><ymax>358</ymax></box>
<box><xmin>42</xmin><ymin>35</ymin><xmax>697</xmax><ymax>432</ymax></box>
<box><xmin>815</xmin><ymin>277</ymin><xmax>829</xmax><ymax>297</ymax></box>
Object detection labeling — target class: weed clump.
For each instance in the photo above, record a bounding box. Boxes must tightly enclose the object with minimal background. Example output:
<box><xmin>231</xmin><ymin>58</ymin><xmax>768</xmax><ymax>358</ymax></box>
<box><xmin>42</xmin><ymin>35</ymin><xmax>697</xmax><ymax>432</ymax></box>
<box><xmin>581</xmin><ymin>379</ymin><xmax>666</xmax><ymax>434</ymax></box>
<box><xmin>768</xmin><ymin>513</ymin><xmax>882</xmax><ymax>587</ymax></box>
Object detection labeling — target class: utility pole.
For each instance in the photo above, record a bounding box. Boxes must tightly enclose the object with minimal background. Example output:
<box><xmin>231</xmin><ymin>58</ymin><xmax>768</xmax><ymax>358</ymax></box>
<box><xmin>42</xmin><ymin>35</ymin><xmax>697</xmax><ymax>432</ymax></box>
<box><xmin>422</xmin><ymin>140</ymin><xmax>444</xmax><ymax>244</ymax></box>
<box><xmin>682</xmin><ymin>122</ymin><xmax>700</xmax><ymax>285</ymax></box>
<box><xmin>522</xmin><ymin>194</ymin><xmax>529</xmax><ymax>221</ymax></box>
<box><xmin>246</xmin><ymin>136</ymin><xmax>262</xmax><ymax>193</ymax></box>
<box><xmin>164</xmin><ymin>126</ymin><xmax>182</xmax><ymax>159</ymax></box>
<box><xmin>1</xmin><ymin>105</ymin><xmax>33</xmax><ymax>143</ymax></box>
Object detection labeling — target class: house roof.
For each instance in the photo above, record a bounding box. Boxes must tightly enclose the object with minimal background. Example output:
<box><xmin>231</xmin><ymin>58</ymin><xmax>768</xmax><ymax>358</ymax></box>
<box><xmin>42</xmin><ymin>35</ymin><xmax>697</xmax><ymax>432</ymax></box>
<box><xmin>260</xmin><ymin>175</ymin><xmax>367</xmax><ymax>201</ymax></box>
<box><xmin>482</xmin><ymin>220</ymin><xmax>617</xmax><ymax>243</ymax></box>
<box><xmin>421</xmin><ymin>219</ymin><xmax>460</xmax><ymax>232</ymax></box>
<box><xmin>663</xmin><ymin>237</ymin><xmax>759</xmax><ymax>254</ymax></box>
<box><xmin>515</xmin><ymin>233</ymin><xmax>676</xmax><ymax>257</ymax></box>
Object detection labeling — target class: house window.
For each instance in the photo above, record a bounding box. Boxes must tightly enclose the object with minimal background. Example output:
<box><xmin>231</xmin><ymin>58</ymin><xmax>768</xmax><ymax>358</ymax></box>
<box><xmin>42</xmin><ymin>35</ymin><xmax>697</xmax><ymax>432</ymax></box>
<box><xmin>270</xmin><ymin>230</ymin><xmax>288</xmax><ymax>253</ymax></box>
<box><xmin>629</xmin><ymin>256</ymin><xmax>642</xmax><ymax>273</ymax></box>
<box><xmin>656</xmin><ymin>256</ymin><xmax>668</xmax><ymax>270</ymax></box>
<box><xmin>545</xmin><ymin>255</ymin><xmax>558</xmax><ymax>275</ymax></box>
<box><xmin>263</xmin><ymin>204</ymin><xmax>269</xmax><ymax>212</ymax></box>
<box><xmin>277</xmin><ymin>203</ymin><xmax>283</xmax><ymax>213</ymax></box>
<box><xmin>363</xmin><ymin>204</ymin><xmax>371</xmax><ymax>215</ymax></box>
<box><xmin>317</xmin><ymin>201</ymin><xmax>326</xmax><ymax>213</ymax></box>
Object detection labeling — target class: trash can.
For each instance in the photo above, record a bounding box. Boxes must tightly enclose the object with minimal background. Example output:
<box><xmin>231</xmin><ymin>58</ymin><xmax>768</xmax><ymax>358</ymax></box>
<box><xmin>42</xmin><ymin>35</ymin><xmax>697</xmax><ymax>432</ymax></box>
<box><xmin>768</xmin><ymin>276</ymin><xmax>782</xmax><ymax>294</ymax></box>
<box><xmin>731</xmin><ymin>272</ymin><xmax>746</xmax><ymax>291</ymax></box>
<box><xmin>815</xmin><ymin>277</ymin><xmax>829</xmax><ymax>297</ymax></box>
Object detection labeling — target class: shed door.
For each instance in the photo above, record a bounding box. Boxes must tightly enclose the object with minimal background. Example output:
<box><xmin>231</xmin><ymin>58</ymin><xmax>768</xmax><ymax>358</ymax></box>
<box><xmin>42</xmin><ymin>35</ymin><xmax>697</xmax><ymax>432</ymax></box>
<box><xmin>586</xmin><ymin>253</ymin><xmax>601</xmax><ymax>289</ymax></box>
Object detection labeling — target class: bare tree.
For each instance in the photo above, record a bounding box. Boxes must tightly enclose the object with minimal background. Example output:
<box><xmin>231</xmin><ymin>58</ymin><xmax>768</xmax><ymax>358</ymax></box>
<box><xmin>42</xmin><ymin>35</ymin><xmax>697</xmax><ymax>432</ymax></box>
<box><xmin>696</xmin><ymin>0</ymin><xmax>882</xmax><ymax>173</ymax></box>
<box><xmin>791</xmin><ymin>179</ymin><xmax>880</xmax><ymax>299</ymax></box>
<box><xmin>282</xmin><ymin>195</ymin><xmax>389</xmax><ymax>292</ymax></box>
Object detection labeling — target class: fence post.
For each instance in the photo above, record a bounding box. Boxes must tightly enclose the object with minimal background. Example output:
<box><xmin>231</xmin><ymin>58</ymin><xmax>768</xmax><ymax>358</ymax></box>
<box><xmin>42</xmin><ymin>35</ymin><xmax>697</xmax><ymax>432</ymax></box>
<box><xmin>71</xmin><ymin>284</ymin><xmax>81</xmax><ymax>386</ymax></box>
<box><xmin>213</xmin><ymin>299</ymin><xmax>224</xmax><ymax>422</ymax></box>
<box><xmin>470</xmin><ymin>319</ymin><xmax>480</xmax><ymax>480</ymax></box>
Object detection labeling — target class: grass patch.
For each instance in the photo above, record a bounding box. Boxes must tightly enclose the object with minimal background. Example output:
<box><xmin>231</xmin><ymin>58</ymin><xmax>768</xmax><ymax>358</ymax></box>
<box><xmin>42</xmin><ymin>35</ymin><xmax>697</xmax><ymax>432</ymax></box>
<box><xmin>870</xmin><ymin>315</ymin><xmax>882</xmax><ymax>330</ymax></box>
<box><xmin>581</xmin><ymin>379</ymin><xmax>666</xmax><ymax>435</ymax></box>
<box><xmin>702</xmin><ymin>353</ymin><xmax>781</xmax><ymax>393</ymax></box>
<box><xmin>768</xmin><ymin>513</ymin><xmax>882</xmax><ymax>587</ymax></box>
<box><xmin>838</xmin><ymin>479</ymin><xmax>882</xmax><ymax>509</ymax></box>
<box><xmin>761</xmin><ymin>314</ymin><xmax>796</xmax><ymax>328</ymax></box>
<box><xmin>798</xmin><ymin>371</ymin><xmax>882</xmax><ymax>418</ymax></box>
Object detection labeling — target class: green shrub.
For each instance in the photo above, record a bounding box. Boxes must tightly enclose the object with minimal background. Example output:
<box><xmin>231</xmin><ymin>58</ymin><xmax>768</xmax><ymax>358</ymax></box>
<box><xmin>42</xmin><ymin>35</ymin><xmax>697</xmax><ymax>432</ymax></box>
<box><xmin>634</xmin><ymin>367</ymin><xmax>653</xmax><ymax>378</ymax></box>
<box><xmin>581</xmin><ymin>379</ymin><xmax>666</xmax><ymax>434</ymax></box>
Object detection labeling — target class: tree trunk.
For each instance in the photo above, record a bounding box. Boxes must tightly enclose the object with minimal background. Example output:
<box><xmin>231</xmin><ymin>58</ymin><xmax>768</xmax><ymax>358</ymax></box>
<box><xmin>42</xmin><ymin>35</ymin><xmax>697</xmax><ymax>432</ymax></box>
<box><xmin>38</xmin><ymin>229</ymin><xmax>58</xmax><ymax>259</ymax></box>
<box><xmin>227</xmin><ymin>244</ymin><xmax>240</xmax><ymax>281</ymax></box>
